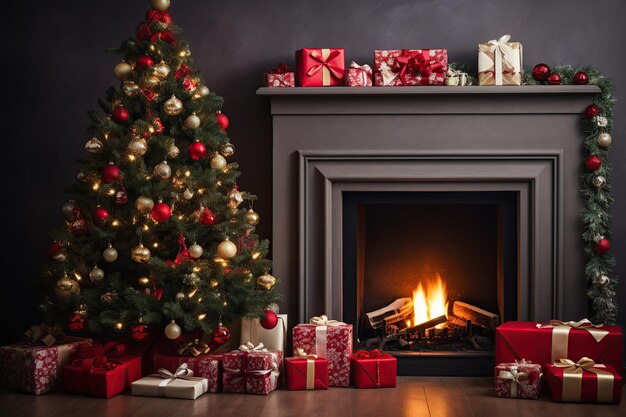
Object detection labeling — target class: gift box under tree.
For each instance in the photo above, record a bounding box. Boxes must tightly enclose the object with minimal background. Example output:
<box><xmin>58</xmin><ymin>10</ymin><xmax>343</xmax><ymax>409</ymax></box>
<box><xmin>222</xmin><ymin>343</ymin><xmax>282</xmax><ymax>395</ymax></box>
<box><xmin>494</xmin><ymin>360</ymin><xmax>542</xmax><ymax>399</ymax></box>
<box><xmin>296</xmin><ymin>48</ymin><xmax>345</xmax><ymax>87</ymax></box>
<box><xmin>132</xmin><ymin>363</ymin><xmax>209</xmax><ymax>400</ymax></box>
<box><xmin>350</xmin><ymin>349</ymin><xmax>397</xmax><ymax>389</ymax></box>
<box><xmin>284</xmin><ymin>348</ymin><xmax>328</xmax><ymax>390</ymax></box>
<box><xmin>240</xmin><ymin>313</ymin><xmax>288</xmax><ymax>352</ymax></box>
<box><xmin>374</xmin><ymin>49</ymin><xmax>447</xmax><ymax>86</ymax></box>
<box><xmin>544</xmin><ymin>358</ymin><xmax>622</xmax><ymax>403</ymax></box>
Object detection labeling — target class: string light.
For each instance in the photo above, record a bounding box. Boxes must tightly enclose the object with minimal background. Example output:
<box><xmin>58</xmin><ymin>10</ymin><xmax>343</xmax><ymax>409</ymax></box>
<box><xmin>92</xmin><ymin>182</ymin><xmax>100</xmax><ymax>191</ymax></box>
<box><xmin>197</xmin><ymin>297</ymin><xmax>203</xmax><ymax>303</ymax></box>
<box><xmin>188</xmin><ymin>289</ymin><xmax>198</xmax><ymax>298</ymax></box>
<box><xmin>138</xmin><ymin>277</ymin><xmax>150</xmax><ymax>286</ymax></box>
<box><xmin>214</xmin><ymin>257</ymin><xmax>228</xmax><ymax>267</ymax></box>
<box><xmin>210</xmin><ymin>279</ymin><xmax>219</xmax><ymax>288</ymax></box>
<box><xmin>153</xmin><ymin>242</ymin><xmax>159</xmax><ymax>248</ymax></box>
<box><xmin>178</xmin><ymin>215</ymin><xmax>184</xmax><ymax>220</ymax></box>
<box><xmin>185</xmin><ymin>170</ymin><xmax>191</xmax><ymax>177</ymax></box>
<box><xmin>216</xmin><ymin>181</ymin><xmax>222</xmax><ymax>187</ymax></box>
<box><xmin>111</xmin><ymin>219</ymin><xmax>121</xmax><ymax>227</ymax></box>
<box><xmin>116</xmin><ymin>322</ymin><xmax>123</xmax><ymax>330</ymax></box>
<box><xmin>192</xmin><ymin>266</ymin><xmax>201</xmax><ymax>273</ymax></box>
<box><xmin>107</xmin><ymin>188</ymin><xmax>116</xmax><ymax>196</ymax></box>
<box><xmin>252</xmin><ymin>252</ymin><xmax>261</xmax><ymax>260</ymax></box>
<box><xmin>143</xmin><ymin>224</ymin><xmax>149</xmax><ymax>231</ymax></box>
<box><xmin>197</xmin><ymin>188</ymin><xmax>205</xmax><ymax>194</ymax></box>
<box><xmin>223</xmin><ymin>301</ymin><xmax>228</xmax><ymax>306</ymax></box>
<box><xmin>198</xmin><ymin>313</ymin><xmax>206</xmax><ymax>320</ymax></box>
<box><xmin>73</xmin><ymin>272</ymin><xmax>82</xmax><ymax>281</ymax></box>
<box><xmin>148</xmin><ymin>125</ymin><xmax>155</xmax><ymax>134</ymax></box>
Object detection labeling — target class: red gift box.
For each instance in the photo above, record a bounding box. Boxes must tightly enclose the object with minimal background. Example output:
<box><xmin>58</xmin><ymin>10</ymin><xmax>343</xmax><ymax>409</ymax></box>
<box><xmin>285</xmin><ymin>353</ymin><xmax>328</xmax><ymax>390</ymax></box>
<box><xmin>265</xmin><ymin>64</ymin><xmax>295</xmax><ymax>88</ymax></box>
<box><xmin>292</xmin><ymin>316</ymin><xmax>353</xmax><ymax>387</ymax></box>
<box><xmin>494</xmin><ymin>361</ymin><xmax>542</xmax><ymax>399</ymax></box>
<box><xmin>296</xmin><ymin>48</ymin><xmax>345</xmax><ymax>87</ymax></box>
<box><xmin>374</xmin><ymin>49</ymin><xmax>447</xmax><ymax>86</ymax></box>
<box><xmin>350</xmin><ymin>350</ymin><xmax>397</xmax><ymax>389</ymax></box>
<box><xmin>346</xmin><ymin>61</ymin><xmax>372</xmax><ymax>87</ymax></box>
<box><xmin>63</xmin><ymin>342</ymin><xmax>142</xmax><ymax>398</ymax></box>
<box><xmin>0</xmin><ymin>336</ymin><xmax>91</xmax><ymax>395</ymax></box>
<box><xmin>222</xmin><ymin>344</ymin><xmax>282</xmax><ymax>394</ymax></box>
<box><xmin>545</xmin><ymin>358</ymin><xmax>622</xmax><ymax>403</ymax></box>
<box><xmin>154</xmin><ymin>352</ymin><xmax>222</xmax><ymax>393</ymax></box>
<box><xmin>496</xmin><ymin>320</ymin><xmax>623</xmax><ymax>373</ymax></box>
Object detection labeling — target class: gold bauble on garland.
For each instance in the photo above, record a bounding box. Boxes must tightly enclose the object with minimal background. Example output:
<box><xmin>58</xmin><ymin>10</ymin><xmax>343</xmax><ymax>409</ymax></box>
<box><xmin>131</xmin><ymin>244</ymin><xmax>151</xmax><ymax>263</ymax></box>
<box><xmin>597</xmin><ymin>132</ymin><xmax>612</xmax><ymax>148</ymax></box>
<box><xmin>188</xmin><ymin>243</ymin><xmax>203</xmax><ymax>259</ymax></box>
<box><xmin>217</xmin><ymin>238</ymin><xmax>237</xmax><ymax>259</ymax></box>
<box><xmin>245</xmin><ymin>208</ymin><xmax>260</xmax><ymax>226</ymax></box>
<box><xmin>256</xmin><ymin>273</ymin><xmax>277</xmax><ymax>291</ymax></box>
<box><xmin>128</xmin><ymin>136</ymin><xmax>148</xmax><ymax>156</ymax></box>
<box><xmin>153</xmin><ymin>160</ymin><xmax>172</xmax><ymax>180</ymax></box>
<box><xmin>154</xmin><ymin>61</ymin><xmax>171</xmax><ymax>79</ymax></box>
<box><xmin>164</xmin><ymin>95</ymin><xmax>183</xmax><ymax>116</ymax></box>
<box><xmin>135</xmin><ymin>196</ymin><xmax>155</xmax><ymax>213</ymax></box>
<box><xmin>184</xmin><ymin>112</ymin><xmax>201</xmax><ymax>129</ymax></box>
<box><xmin>89</xmin><ymin>266</ymin><xmax>105</xmax><ymax>282</ymax></box>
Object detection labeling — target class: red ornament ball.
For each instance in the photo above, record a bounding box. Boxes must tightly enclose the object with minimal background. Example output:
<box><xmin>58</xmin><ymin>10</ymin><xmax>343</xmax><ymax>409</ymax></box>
<box><xmin>47</xmin><ymin>241</ymin><xmax>66</xmax><ymax>261</ymax></box>
<box><xmin>188</xmin><ymin>141</ymin><xmax>207</xmax><ymax>160</ymax></box>
<box><xmin>135</xmin><ymin>55</ymin><xmax>155</xmax><ymax>72</ymax></box>
<box><xmin>151</xmin><ymin>201</ymin><xmax>171</xmax><ymax>222</ymax></box>
<box><xmin>585</xmin><ymin>155</ymin><xmax>602</xmax><ymax>171</ymax></box>
<box><xmin>532</xmin><ymin>63</ymin><xmax>551</xmax><ymax>82</ymax></box>
<box><xmin>112</xmin><ymin>105</ymin><xmax>129</xmax><ymax>124</ymax></box>
<box><xmin>573</xmin><ymin>71</ymin><xmax>589</xmax><ymax>85</ymax></box>
<box><xmin>585</xmin><ymin>104</ymin><xmax>600</xmax><ymax>119</ymax></box>
<box><xmin>200</xmin><ymin>207</ymin><xmax>216</xmax><ymax>225</ymax></box>
<box><xmin>216</xmin><ymin>112</ymin><xmax>229</xmax><ymax>131</ymax></box>
<box><xmin>259</xmin><ymin>309</ymin><xmax>279</xmax><ymax>330</ymax></box>
<box><xmin>93</xmin><ymin>207</ymin><xmax>110</xmax><ymax>224</ymax></box>
<box><xmin>130</xmin><ymin>323</ymin><xmax>150</xmax><ymax>342</ymax></box>
<box><xmin>210</xmin><ymin>323</ymin><xmax>231</xmax><ymax>346</ymax></box>
<box><xmin>547</xmin><ymin>73</ymin><xmax>561</xmax><ymax>85</ymax></box>
<box><xmin>69</xmin><ymin>218</ymin><xmax>89</xmax><ymax>236</ymax></box>
<box><xmin>102</xmin><ymin>163</ymin><xmax>121</xmax><ymax>183</ymax></box>
<box><xmin>595</xmin><ymin>237</ymin><xmax>611</xmax><ymax>254</ymax></box>
<box><xmin>68</xmin><ymin>312</ymin><xmax>85</xmax><ymax>332</ymax></box>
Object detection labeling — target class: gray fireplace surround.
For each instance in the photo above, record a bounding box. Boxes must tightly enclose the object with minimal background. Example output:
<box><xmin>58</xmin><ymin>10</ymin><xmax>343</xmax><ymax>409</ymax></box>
<box><xmin>258</xmin><ymin>86</ymin><xmax>601</xmax><ymax>331</ymax></box>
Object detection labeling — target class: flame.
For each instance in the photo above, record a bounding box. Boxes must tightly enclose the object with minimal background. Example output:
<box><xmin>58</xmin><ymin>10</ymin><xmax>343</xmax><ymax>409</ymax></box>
<box><xmin>412</xmin><ymin>273</ymin><xmax>449</xmax><ymax>328</ymax></box>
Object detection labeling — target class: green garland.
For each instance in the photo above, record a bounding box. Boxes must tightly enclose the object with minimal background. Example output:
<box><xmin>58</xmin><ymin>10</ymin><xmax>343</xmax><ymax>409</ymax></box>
<box><xmin>524</xmin><ymin>66</ymin><xmax>617</xmax><ymax>324</ymax></box>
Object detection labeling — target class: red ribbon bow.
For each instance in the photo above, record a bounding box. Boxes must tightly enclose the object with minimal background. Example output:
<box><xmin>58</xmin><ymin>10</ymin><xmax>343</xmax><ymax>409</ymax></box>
<box><xmin>71</xmin><ymin>342</ymin><xmax>122</xmax><ymax>371</ymax></box>
<box><xmin>268</xmin><ymin>63</ymin><xmax>291</xmax><ymax>74</ymax></box>
<box><xmin>356</xmin><ymin>349</ymin><xmax>383</xmax><ymax>359</ymax></box>
<box><xmin>306</xmin><ymin>50</ymin><xmax>344</xmax><ymax>79</ymax></box>
<box><xmin>136</xmin><ymin>10</ymin><xmax>173</xmax><ymax>42</ymax></box>
<box><xmin>394</xmin><ymin>50</ymin><xmax>445</xmax><ymax>85</ymax></box>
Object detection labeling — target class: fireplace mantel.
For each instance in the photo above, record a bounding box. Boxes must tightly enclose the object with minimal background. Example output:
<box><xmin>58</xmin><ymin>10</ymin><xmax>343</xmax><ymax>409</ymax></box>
<box><xmin>258</xmin><ymin>86</ymin><xmax>601</xmax><ymax>326</ymax></box>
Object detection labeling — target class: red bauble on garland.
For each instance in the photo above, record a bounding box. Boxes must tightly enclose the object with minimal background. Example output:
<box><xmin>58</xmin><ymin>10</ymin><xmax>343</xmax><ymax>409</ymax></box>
<box><xmin>210</xmin><ymin>323</ymin><xmax>231</xmax><ymax>346</ymax></box>
<box><xmin>259</xmin><ymin>309</ymin><xmax>279</xmax><ymax>330</ymax></box>
<box><xmin>595</xmin><ymin>237</ymin><xmax>611</xmax><ymax>254</ymax></box>
<box><xmin>547</xmin><ymin>73</ymin><xmax>561</xmax><ymax>85</ymax></box>
<box><xmin>102</xmin><ymin>163</ymin><xmax>121</xmax><ymax>183</ymax></box>
<box><xmin>585</xmin><ymin>104</ymin><xmax>600</xmax><ymax>119</ymax></box>
<box><xmin>200</xmin><ymin>207</ymin><xmax>216</xmax><ymax>225</ymax></box>
<box><xmin>573</xmin><ymin>71</ymin><xmax>589</xmax><ymax>85</ymax></box>
<box><xmin>130</xmin><ymin>323</ymin><xmax>150</xmax><ymax>342</ymax></box>
<box><xmin>135</xmin><ymin>55</ymin><xmax>155</xmax><ymax>72</ymax></box>
<box><xmin>112</xmin><ymin>105</ymin><xmax>129</xmax><ymax>123</ymax></box>
<box><xmin>216</xmin><ymin>112</ymin><xmax>229</xmax><ymax>131</ymax></box>
<box><xmin>532</xmin><ymin>63</ymin><xmax>551</xmax><ymax>82</ymax></box>
<box><xmin>188</xmin><ymin>141</ymin><xmax>207</xmax><ymax>160</ymax></box>
<box><xmin>68</xmin><ymin>312</ymin><xmax>85</xmax><ymax>332</ymax></box>
<box><xmin>93</xmin><ymin>207</ymin><xmax>110</xmax><ymax>224</ymax></box>
<box><xmin>151</xmin><ymin>201</ymin><xmax>171</xmax><ymax>222</ymax></box>
<box><xmin>585</xmin><ymin>155</ymin><xmax>602</xmax><ymax>171</ymax></box>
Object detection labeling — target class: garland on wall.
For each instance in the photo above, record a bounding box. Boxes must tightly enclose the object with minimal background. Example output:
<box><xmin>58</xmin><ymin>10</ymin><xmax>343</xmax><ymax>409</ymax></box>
<box><xmin>524</xmin><ymin>65</ymin><xmax>617</xmax><ymax>324</ymax></box>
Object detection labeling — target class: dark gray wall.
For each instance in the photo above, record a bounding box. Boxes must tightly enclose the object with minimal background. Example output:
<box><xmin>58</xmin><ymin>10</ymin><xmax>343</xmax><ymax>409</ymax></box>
<box><xmin>3</xmin><ymin>0</ymin><xmax>625</xmax><ymax>343</ymax></box>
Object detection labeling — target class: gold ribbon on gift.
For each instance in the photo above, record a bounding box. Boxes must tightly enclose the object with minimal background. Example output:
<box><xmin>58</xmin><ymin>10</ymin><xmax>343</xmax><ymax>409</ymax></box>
<box><xmin>177</xmin><ymin>339</ymin><xmax>210</xmax><ymax>357</ymax></box>
<box><xmin>498</xmin><ymin>366</ymin><xmax>528</xmax><ymax>398</ymax></box>
<box><xmin>309</xmin><ymin>315</ymin><xmax>345</xmax><ymax>327</ymax></box>
<box><xmin>24</xmin><ymin>323</ymin><xmax>65</xmax><ymax>347</ymax></box>
<box><xmin>536</xmin><ymin>319</ymin><xmax>609</xmax><ymax>363</ymax></box>
<box><xmin>553</xmin><ymin>357</ymin><xmax>614</xmax><ymax>402</ymax></box>
<box><xmin>238</xmin><ymin>341</ymin><xmax>267</xmax><ymax>352</ymax></box>
<box><xmin>306</xmin><ymin>49</ymin><xmax>343</xmax><ymax>86</ymax></box>
<box><xmin>296</xmin><ymin>348</ymin><xmax>318</xmax><ymax>390</ymax></box>
<box><xmin>445</xmin><ymin>68</ymin><xmax>469</xmax><ymax>86</ymax></box>
<box><xmin>478</xmin><ymin>34</ymin><xmax>522</xmax><ymax>85</ymax></box>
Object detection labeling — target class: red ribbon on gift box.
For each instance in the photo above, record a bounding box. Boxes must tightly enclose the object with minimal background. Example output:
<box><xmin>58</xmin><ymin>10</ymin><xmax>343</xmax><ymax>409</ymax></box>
<box><xmin>268</xmin><ymin>63</ymin><xmax>291</xmax><ymax>74</ymax></box>
<box><xmin>394</xmin><ymin>49</ymin><xmax>446</xmax><ymax>85</ymax></box>
<box><xmin>354</xmin><ymin>349</ymin><xmax>382</xmax><ymax>387</ymax></box>
<box><xmin>70</xmin><ymin>342</ymin><xmax>126</xmax><ymax>371</ymax></box>
<box><xmin>306</xmin><ymin>50</ymin><xmax>344</xmax><ymax>80</ymax></box>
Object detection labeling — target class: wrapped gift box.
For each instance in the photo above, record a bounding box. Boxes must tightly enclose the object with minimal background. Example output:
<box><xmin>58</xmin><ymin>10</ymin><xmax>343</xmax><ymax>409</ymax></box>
<box><xmin>131</xmin><ymin>364</ymin><xmax>208</xmax><ymax>400</ymax></box>
<box><xmin>374</xmin><ymin>49</ymin><xmax>447</xmax><ymax>86</ymax></box>
<box><xmin>494</xmin><ymin>361</ymin><xmax>542</xmax><ymax>399</ymax></box>
<box><xmin>222</xmin><ymin>345</ymin><xmax>282</xmax><ymax>394</ymax></box>
<box><xmin>0</xmin><ymin>336</ymin><xmax>91</xmax><ymax>395</ymax></box>
<box><xmin>292</xmin><ymin>316</ymin><xmax>353</xmax><ymax>387</ymax></box>
<box><xmin>265</xmin><ymin>65</ymin><xmax>295</xmax><ymax>88</ymax></box>
<box><xmin>478</xmin><ymin>35</ymin><xmax>522</xmax><ymax>86</ymax></box>
<box><xmin>545</xmin><ymin>358</ymin><xmax>622</xmax><ymax>403</ymax></box>
<box><xmin>240</xmin><ymin>314</ymin><xmax>287</xmax><ymax>353</ymax></box>
<box><xmin>350</xmin><ymin>350</ymin><xmax>397</xmax><ymax>389</ymax></box>
<box><xmin>153</xmin><ymin>352</ymin><xmax>222</xmax><ymax>393</ymax></box>
<box><xmin>296</xmin><ymin>48</ymin><xmax>345</xmax><ymax>87</ymax></box>
<box><xmin>345</xmin><ymin>62</ymin><xmax>372</xmax><ymax>87</ymax></box>
<box><xmin>285</xmin><ymin>355</ymin><xmax>328</xmax><ymax>390</ymax></box>
<box><xmin>496</xmin><ymin>321</ymin><xmax>623</xmax><ymax>373</ymax></box>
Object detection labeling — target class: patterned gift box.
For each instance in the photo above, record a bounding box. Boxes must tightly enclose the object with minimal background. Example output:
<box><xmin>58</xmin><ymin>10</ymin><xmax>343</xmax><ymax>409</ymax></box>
<box><xmin>265</xmin><ymin>63</ymin><xmax>295</xmax><ymax>87</ymax></box>
<box><xmin>222</xmin><ymin>343</ymin><xmax>282</xmax><ymax>394</ymax></box>
<box><xmin>545</xmin><ymin>358</ymin><xmax>622</xmax><ymax>403</ymax></box>
<box><xmin>494</xmin><ymin>361</ymin><xmax>542</xmax><ymax>399</ymax></box>
<box><xmin>132</xmin><ymin>363</ymin><xmax>208</xmax><ymax>400</ymax></box>
<box><xmin>478</xmin><ymin>35</ymin><xmax>522</xmax><ymax>86</ymax></box>
<box><xmin>292</xmin><ymin>315</ymin><xmax>353</xmax><ymax>387</ymax></box>
<box><xmin>374</xmin><ymin>49</ymin><xmax>447</xmax><ymax>86</ymax></box>
<box><xmin>346</xmin><ymin>61</ymin><xmax>372</xmax><ymax>87</ymax></box>
<box><xmin>350</xmin><ymin>350</ymin><xmax>397</xmax><ymax>389</ymax></box>
<box><xmin>153</xmin><ymin>352</ymin><xmax>222</xmax><ymax>393</ymax></box>
<box><xmin>0</xmin><ymin>336</ymin><xmax>92</xmax><ymax>395</ymax></box>
<box><xmin>296</xmin><ymin>48</ymin><xmax>345</xmax><ymax>87</ymax></box>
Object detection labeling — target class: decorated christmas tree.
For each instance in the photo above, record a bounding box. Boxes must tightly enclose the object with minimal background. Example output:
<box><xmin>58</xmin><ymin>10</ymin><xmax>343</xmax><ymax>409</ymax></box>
<box><xmin>42</xmin><ymin>0</ymin><xmax>280</xmax><ymax>342</ymax></box>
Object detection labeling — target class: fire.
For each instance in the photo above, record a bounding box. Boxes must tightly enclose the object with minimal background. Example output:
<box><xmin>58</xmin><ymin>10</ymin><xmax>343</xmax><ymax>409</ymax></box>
<box><xmin>412</xmin><ymin>273</ymin><xmax>449</xmax><ymax>327</ymax></box>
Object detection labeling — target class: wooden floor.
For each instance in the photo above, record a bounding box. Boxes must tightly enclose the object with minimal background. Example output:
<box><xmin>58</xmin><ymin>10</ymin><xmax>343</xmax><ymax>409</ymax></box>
<box><xmin>1</xmin><ymin>377</ymin><xmax>624</xmax><ymax>417</ymax></box>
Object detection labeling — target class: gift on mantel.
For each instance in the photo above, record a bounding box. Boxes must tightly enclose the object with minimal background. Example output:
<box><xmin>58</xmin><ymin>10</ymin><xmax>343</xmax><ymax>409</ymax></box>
<box><xmin>374</xmin><ymin>49</ymin><xmax>448</xmax><ymax>86</ymax></box>
<box><xmin>296</xmin><ymin>48</ymin><xmax>345</xmax><ymax>87</ymax></box>
<box><xmin>345</xmin><ymin>61</ymin><xmax>372</xmax><ymax>87</ymax></box>
<box><xmin>478</xmin><ymin>34</ymin><xmax>522</xmax><ymax>86</ymax></box>
<box><xmin>131</xmin><ymin>363</ymin><xmax>209</xmax><ymax>400</ymax></box>
<box><xmin>545</xmin><ymin>358</ymin><xmax>622</xmax><ymax>403</ymax></box>
<box><xmin>265</xmin><ymin>63</ymin><xmax>295</xmax><ymax>88</ymax></box>
<box><xmin>494</xmin><ymin>360</ymin><xmax>542</xmax><ymax>399</ymax></box>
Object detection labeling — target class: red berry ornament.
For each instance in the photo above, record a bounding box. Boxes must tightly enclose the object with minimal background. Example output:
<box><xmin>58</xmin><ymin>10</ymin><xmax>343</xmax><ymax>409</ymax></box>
<box><xmin>93</xmin><ymin>207</ymin><xmax>110</xmax><ymax>224</ymax></box>
<box><xmin>595</xmin><ymin>237</ymin><xmax>611</xmax><ymax>254</ymax></box>
<box><xmin>547</xmin><ymin>73</ymin><xmax>561</xmax><ymax>85</ymax></box>
<box><xmin>151</xmin><ymin>201</ymin><xmax>171</xmax><ymax>222</ymax></box>
<box><xmin>68</xmin><ymin>312</ymin><xmax>86</xmax><ymax>332</ymax></box>
<box><xmin>532</xmin><ymin>63</ymin><xmax>551</xmax><ymax>82</ymax></box>
<box><xmin>188</xmin><ymin>141</ymin><xmax>207</xmax><ymax>160</ymax></box>
<box><xmin>259</xmin><ymin>309</ymin><xmax>279</xmax><ymax>330</ymax></box>
<box><xmin>200</xmin><ymin>207</ymin><xmax>216</xmax><ymax>225</ymax></box>
<box><xmin>573</xmin><ymin>71</ymin><xmax>589</xmax><ymax>85</ymax></box>
<box><xmin>135</xmin><ymin>55</ymin><xmax>155</xmax><ymax>72</ymax></box>
<box><xmin>112</xmin><ymin>105</ymin><xmax>129</xmax><ymax>123</ymax></box>
<box><xmin>130</xmin><ymin>323</ymin><xmax>150</xmax><ymax>342</ymax></box>
<box><xmin>210</xmin><ymin>323</ymin><xmax>231</xmax><ymax>346</ymax></box>
<box><xmin>102</xmin><ymin>163</ymin><xmax>121</xmax><ymax>183</ymax></box>
<box><xmin>585</xmin><ymin>155</ymin><xmax>602</xmax><ymax>171</ymax></box>
<box><xmin>585</xmin><ymin>104</ymin><xmax>600</xmax><ymax>118</ymax></box>
<box><xmin>216</xmin><ymin>112</ymin><xmax>229</xmax><ymax>131</ymax></box>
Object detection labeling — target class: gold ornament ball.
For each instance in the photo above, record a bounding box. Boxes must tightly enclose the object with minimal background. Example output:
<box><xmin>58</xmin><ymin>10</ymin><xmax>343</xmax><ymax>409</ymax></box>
<box><xmin>256</xmin><ymin>273</ymin><xmax>277</xmax><ymax>291</ymax></box>
<box><xmin>85</xmin><ymin>137</ymin><xmax>103</xmax><ymax>154</ymax></box>
<box><xmin>193</xmin><ymin>85</ymin><xmax>209</xmax><ymax>98</ymax></box>
<box><xmin>89</xmin><ymin>266</ymin><xmax>105</xmax><ymax>282</ymax></box>
<box><xmin>135</xmin><ymin>196</ymin><xmax>155</xmax><ymax>213</ymax></box>
<box><xmin>122</xmin><ymin>81</ymin><xmax>140</xmax><ymax>97</ymax></box>
<box><xmin>245</xmin><ymin>209</ymin><xmax>260</xmax><ymax>226</ymax></box>
<box><xmin>184</xmin><ymin>112</ymin><xmax>201</xmax><ymax>129</ymax></box>
<box><xmin>114</xmin><ymin>61</ymin><xmax>133</xmax><ymax>81</ymax></box>
<box><xmin>227</xmin><ymin>189</ymin><xmax>244</xmax><ymax>209</ymax></box>
<box><xmin>141</xmin><ymin>75</ymin><xmax>161</xmax><ymax>89</ymax></box>
<box><xmin>128</xmin><ymin>137</ymin><xmax>148</xmax><ymax>156</ymax></box>
<box><xmin>220</xmin><ymin>143</ymin><xmax>235</xmax><ymax>157</ymax></box>
<box><xmin>217</xmin><ymin>238</ymin><xmax>237</xmax><ymax>259</ymax></box>
<box><xmin>164</xmin><ymin>95</ymin><xmax>183</xmax><ymax>116</ymax></box>
<box><xmin>164</xmin><ymin>320</ymin><xmax>181</xmax><ymax>340</ymax></box>
<box><xmin>167</xmin><ymin>143</ymin><xmax>180</xmax><ymax>159</ymax></box>
<box><xmin>62</xmin><ymin>200</ymin><xmax>76</xmax><ymax>220</ymax></box>
<box><xmin>210</xmin><ymin>154</ymin><xmax>227</xmax><ymax>170</ymax></box>
<box><xmin>154</xmin><ymin>160</ymin><xmax>172</xmax><ymax>180</ymax></box>
<box><xmin>55</xmin><ymin>274</ymin><xmax>80</xmax><ymax>300</ymax></box>
<box><xmin>183</xmin><ymin>188</ymin><xmax>194</xmax><ymax>200</ymax></box>
<box><xmin>592</xmin><ymin>175</ymin><xmax>606</xmax><ymax>189</ymax></box>
<box><xmin>131</xmin><ymin>244</ymin><xmax>151</xmax><ymax>263</ymax></box>
<box><xmin>154</xmin><ymin>61</ymin><xmax>171</xmax><ymax>79</ymax></box>
<box><xmin>103</xmin><ymin>244</ymin><xmax>118</xmax><ymax>263</ymax></box>
<box><xmin>188</xmin><ymin>243</ymin><xmax>203</xmax><ymax>259</ymax></box>
<box><xmin>597</xmin><ymin>132</ymin><xmax>612</xmax><ymax>148</ymax></box>
<box><xmin>152</xmin><ymin>0</ymin><xmax>170</xmax><ymax>12</ymax></box>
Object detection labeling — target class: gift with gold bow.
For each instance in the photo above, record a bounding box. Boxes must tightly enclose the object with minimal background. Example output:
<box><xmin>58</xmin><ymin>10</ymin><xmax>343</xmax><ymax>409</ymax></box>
<box><xmin>478</xmin><ymin>34</ymin><xmax>523</xmax><ymax>85</ymax></box>
<box><xmin>63</xmin><ymin>341</ymin><xmax>142</xmax><ymax>398</ymax></box>
<box><xmin>285</xmin><ymin>348</ymin><xmax>328</xmax><ymax>390</ymax></box>
<box><xmin>296</xmin><ymin>48</ymin><xmax>345</xmax><ymax>87</ymax></box>
<box><xmin>292</xmin><ymin>314</ymin><xmax>353</xmax><ymax>387</ymax></box>
<box><xmin>346</xmin><ymin>61</ymin><xmax>373</xmax><ymax>87</ymax></box>
<box><xmin>132</xmin><ymin>363</ymin><xmax>209</xmax><ymax>400</ymax></box>
<box><xmin>374</xmin><ymin>49</ymin><xmax>448</xmax><ymax>86</ymax></box>
<box><xmin>545</xmin><ymin>357</ymin><xmax>622</xmax><ymax>403</ymax></box>
<box><xmin>495</xmin><ymin>320</ymin><xmax>623</xmax><ymax>374</ymax></box>
<box><xmin>351</xmin><ymin>349</ymin><xmax>397</xmax><ymax>389</ymax></box>
<box><xmin>265</xmin><ymin>63</ymin><xmax>295</xmax><ymax>88</ymax></box>
<box><xmin>222</xmin><ymin>342</ymin><xmax>283</xmax><ymax>394</ymax></box>
<box><xmin>494</xmin><ymin>360</ymin><xmax>542</xmax><ymax>399</ymax></box>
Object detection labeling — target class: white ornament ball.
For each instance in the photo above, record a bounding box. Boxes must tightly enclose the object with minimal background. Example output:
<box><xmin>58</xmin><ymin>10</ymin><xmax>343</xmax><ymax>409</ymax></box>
<box><xmin>152</xmin><ymin>0</ymin><xmax>170</xmax><ymax>12</ymax></box>
<box><xmin>175</xmin><ymin>292</ymin><xmax>185</xmax><ymax>300</ymax></box>
<box><xmin>168</xmin><ymin>143</ymin><xmax>180</xmax><ymax>159</ymax></box>
<box><xmin>267</xmin><ymin>302</ymin><xmax>280</xmax><ymax>314</ymax></box>
<box><xmin>217</xmin><ymin>238</ymin><xmax>237</xmax><ymax>259</ymax></box>
<box><xmin>210</xmin><ymin>154</ymin><xmax>227</xmax><ymax>170</ymax></box>
<box><xmin>596</xmin><ymin>274</ymin><xmax>610</xmax><ymax>286</ymax></box>
<box><xmin>592</xmin><ymin>175</ymin><xmax>607</xmax><ymax>189</ymax></box>
<box><xmin>164</xmin><ymin>320</ymin><xmax>181</xmax><ymax>340</ymax></box>
<box><xmin>220</xmin><ymin>143</ymin><xmax>235</xmax><ymax>157</ymax></box>
<box><xmin>597</xmin><ymin>132</ymin><xmax>612</xmax><ymax>148</ymax></box>
<box><xmin>135</xmin><ymin>195</ymin><xmax>155</xmax><ymax>213</ymax></box>
<box><xmin>197</xmin><ymin>85</ymin><xmax>210</xmax><ymax>97</ymax></box>
<box><xmin>128</xmin><ymin>137</ymin><xmax>148</xmax><ymax>156</ymax></box>
<box><xmin>184</xmin><ymin>112</ymin><xmax>201</xmax><ymax>129</ymax></box>
<box><xmin>103</xmin><ymin>245</ymin><xmax>118</xmax><ymax>263</ymax></box>
<box><xmin>188</xmin><ymin>243</ymin><xmax>203</xmax><ymax>259</ymax></box>
<box><xmin>154</xmin><ymin>160</ymin><xmax>172</xmax><ymax>180</ymax></box>
<box><xmin>89</xmin><ymin>266</ymin><xmax>105</xmax><ymax>282</ymax></box>
<box><xmin>114</xmin><ymin>61</ymin><xmax>133</xmax><ymax>81</ymax></box>
<box><xmin>164</xmin><ymin>95</ymin><xmax>183</xmax><ymax>116</ymax></box>
<box><xmin>85</xmin><ymin>138</ymin><xmax>104</xmax><ymax>154</ymax></box>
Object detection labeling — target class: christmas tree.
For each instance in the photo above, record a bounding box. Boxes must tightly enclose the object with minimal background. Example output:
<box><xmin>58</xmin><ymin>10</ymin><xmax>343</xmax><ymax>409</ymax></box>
<box><xmin>42</xmin><ymin>0</ymin><xmax>280</xmax><ymax>341</ymax></box>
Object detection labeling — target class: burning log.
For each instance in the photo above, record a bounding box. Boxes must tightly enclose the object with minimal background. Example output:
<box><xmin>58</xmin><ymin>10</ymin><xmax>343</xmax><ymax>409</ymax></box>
<box><xmin>365</xmin><ymin>297</ymin><xmax>413</xmax><ymax>329</ymax></box>
<box><xmin>452</xmin><ymin>301</ymin><xmax>499</xmax><ymax>330</ymax></box>
<box><xmin>400</xmin><ymin>314</ymin><xmax>447</xmax><ymax>335</ymax></box>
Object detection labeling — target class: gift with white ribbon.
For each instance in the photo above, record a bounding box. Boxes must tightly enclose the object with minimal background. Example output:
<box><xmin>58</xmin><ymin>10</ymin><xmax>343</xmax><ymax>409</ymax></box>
<box><xmin>478</xmin><ymin>34</ymin><xmax>522</xmax><ymax>85</ymax></box>
<box><xmin>131</xmin><ymin>363</ymin><xmax>209</xmax><ymax>400</ymax></box>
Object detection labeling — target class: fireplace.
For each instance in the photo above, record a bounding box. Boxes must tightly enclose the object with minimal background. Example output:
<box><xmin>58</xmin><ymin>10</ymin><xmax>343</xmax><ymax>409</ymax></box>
<box><xmin>259</xmin><ymin>85</ymin><xmax>601</xmax><ymax>375</ymax></box>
